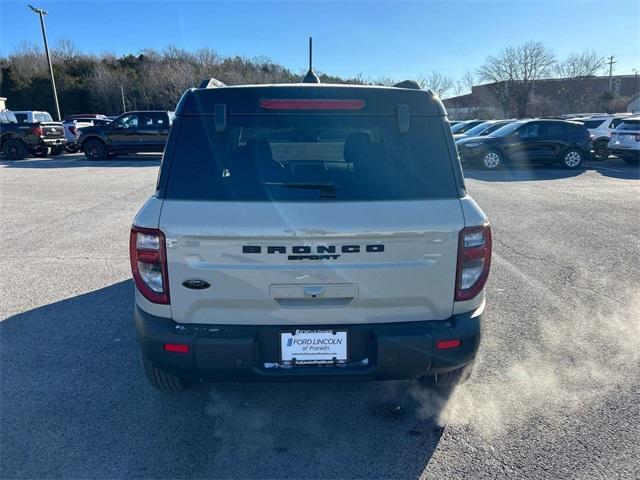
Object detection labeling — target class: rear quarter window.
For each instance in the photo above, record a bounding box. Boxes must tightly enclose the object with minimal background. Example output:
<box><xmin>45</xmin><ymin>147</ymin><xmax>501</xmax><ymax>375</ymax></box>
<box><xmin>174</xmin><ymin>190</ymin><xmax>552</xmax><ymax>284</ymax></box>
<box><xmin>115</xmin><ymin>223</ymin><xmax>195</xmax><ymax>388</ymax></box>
<box><xmin>162</xmin><ymin>114</ymin><xmax>459</xmax><ymax>202</ymax></box>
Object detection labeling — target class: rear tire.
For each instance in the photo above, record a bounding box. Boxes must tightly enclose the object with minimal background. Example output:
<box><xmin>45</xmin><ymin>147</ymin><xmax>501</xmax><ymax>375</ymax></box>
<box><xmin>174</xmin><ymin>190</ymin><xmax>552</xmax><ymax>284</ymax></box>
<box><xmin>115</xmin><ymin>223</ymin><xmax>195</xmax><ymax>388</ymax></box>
<box><xmin>481</xmin><ymin>150</ymin><xmax>502</xmax><ymax>169</ymax></box>
<box><xmin>83</xmin><ymin>139</ymin><xmax>108</xmax><ymax>160</ymax></box>
<box><xmin>560</xmin><ymin>148</ymin><xmax>584</xmax><ymax>169</ymax></box>
<box><xmin>593</xmin><ymin>140</ymin><xmax>609</xmax><ymax>161</ymax></box>
<box><xmin>33</xmin><ymin>146</ymin><xmax>49</xmax><ymax>158</ymax></box>
<box><xmin>2</xmin><ymin>139</ymin><xmax>27</xmax><ymax>160</ymax></box>
<box><xmin>418</xmin><ymin>362</ymin><xmax>475</xmax><ymax>388</ymax></box>
<box><xmin>143</xmin><ymin>355</ymin><xmax>194</xmax><ymax>393</ymax></box>
<box><xmin>50</xmin><ymin>146</ymin><xmax>63</xmax><ymax>156</ymax></box>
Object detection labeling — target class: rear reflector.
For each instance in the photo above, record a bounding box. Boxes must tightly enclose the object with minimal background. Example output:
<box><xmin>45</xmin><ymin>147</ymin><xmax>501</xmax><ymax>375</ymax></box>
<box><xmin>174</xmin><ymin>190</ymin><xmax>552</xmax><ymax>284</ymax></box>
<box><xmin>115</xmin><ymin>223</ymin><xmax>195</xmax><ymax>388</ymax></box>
<box><xmin>436</xmin><ymin>339</ymin><xmax>462</xmax><ymax>350</ymax></box>
<box><xmin>164</xmin><ymin>343</ymin><xmax>190</xmax><ymax>353</ymax></box>
<box><xmin>260</xmin><ymin>99</ymin><xmax>365</xmax><ymax>110</ymax></box>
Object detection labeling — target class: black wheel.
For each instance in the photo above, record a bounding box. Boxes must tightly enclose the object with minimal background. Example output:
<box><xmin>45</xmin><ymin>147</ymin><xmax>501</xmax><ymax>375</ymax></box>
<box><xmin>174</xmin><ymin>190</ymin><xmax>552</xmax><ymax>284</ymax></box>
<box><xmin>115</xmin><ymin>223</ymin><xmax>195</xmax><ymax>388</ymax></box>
<box><xmin>560</xmin><ymin>148</ymin><xmax>584</xmax><ymax>169</ymax></box>
<box><xmin>2</xmin><ymin>139</ymin><xmax>27</xmax><ymax>160</ymax></box>
<box><xmin>143</xmin><ymin>355</ymin><xmax>194</xmax><ymax>393</ymax></box>
<box><xmin>50</xmin><ymin>146</ymin><xmax>63</xmax><ymax>156</ymax></box>
<box><xmin>418</xmin><ymin>362</ymin><xmax>475</xmax><ymax>388</ymax></box>
<box><xmin>480</xmin><ymin>149</ymin><xmax>502</xmax><ymax>169</ymax></box>
<box><xmin>622</xmin><ymin>156</ymin><xmax>639</xmax><ymax>165</ymax></box>
<box><xmin>83</xmin><ymin>139</ymin><xmax>108</xmax><ymax>160</ymax></box>
<box><xmin>33</xmin><ymin>146</ymin><xmax>49</xmax><ymax>157</ymax></box>
<box><xmin>593</xmin><ymin>140</ymin><xmax>609</xmax><ymax>161</ymax></box>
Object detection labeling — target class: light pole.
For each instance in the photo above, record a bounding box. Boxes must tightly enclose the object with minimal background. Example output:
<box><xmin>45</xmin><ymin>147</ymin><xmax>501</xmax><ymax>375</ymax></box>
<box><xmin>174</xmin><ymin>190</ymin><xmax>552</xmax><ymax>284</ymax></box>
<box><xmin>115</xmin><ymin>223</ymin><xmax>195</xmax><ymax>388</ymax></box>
<box><xmin>28</xmin><ymin>5</ymin><xmax>61</xmax><ymax>121</ymax></box>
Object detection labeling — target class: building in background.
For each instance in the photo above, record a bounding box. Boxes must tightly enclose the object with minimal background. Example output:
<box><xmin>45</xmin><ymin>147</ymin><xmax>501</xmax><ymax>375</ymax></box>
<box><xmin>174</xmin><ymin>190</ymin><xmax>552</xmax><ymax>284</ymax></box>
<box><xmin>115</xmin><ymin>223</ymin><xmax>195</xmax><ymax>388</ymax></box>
<box><xmin>444</xmin><ymin>75</ymin><xmax>640</xmax><ymax>119</ymax></box>
<box><xmin>627</xmin><ymin>94</ymin><xmax>640</xmax><ymax>114</ymax></box>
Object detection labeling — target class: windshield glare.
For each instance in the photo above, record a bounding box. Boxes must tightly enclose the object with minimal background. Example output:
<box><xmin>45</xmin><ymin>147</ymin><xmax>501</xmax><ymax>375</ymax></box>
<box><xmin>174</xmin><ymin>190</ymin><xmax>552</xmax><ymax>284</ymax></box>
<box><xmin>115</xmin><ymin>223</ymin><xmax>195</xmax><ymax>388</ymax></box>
<box><xmin>489</xmin><ymin>122</ymin><xmax>525</xmax><ymax>137</ymax></box>
<box><xmin>462</xmin><ymin>122</ymin><xmax>492</xmax><ymax>137</ymax></box>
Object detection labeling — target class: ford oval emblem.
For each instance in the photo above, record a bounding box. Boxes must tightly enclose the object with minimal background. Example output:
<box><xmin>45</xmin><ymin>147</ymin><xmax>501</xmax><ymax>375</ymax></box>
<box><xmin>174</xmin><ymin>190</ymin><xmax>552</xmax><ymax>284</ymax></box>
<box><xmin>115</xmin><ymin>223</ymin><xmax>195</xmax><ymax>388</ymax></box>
<box><xmin>182</xmin><ymin>279</ymin><xmax>211</xmax><ymax>290</ymax></box>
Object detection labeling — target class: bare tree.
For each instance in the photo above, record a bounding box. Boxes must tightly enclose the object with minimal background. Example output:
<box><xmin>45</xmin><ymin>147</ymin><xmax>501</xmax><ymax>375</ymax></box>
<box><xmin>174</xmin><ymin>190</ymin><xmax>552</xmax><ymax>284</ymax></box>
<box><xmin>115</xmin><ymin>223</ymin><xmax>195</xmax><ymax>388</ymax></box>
<box><xmin>552</xmin><ymin>50</ymin><xmax>606</xmax><ymax>113</ymax></box>
<box><xmin>416</xmin><ymin>71</ymin><xmax>454</xmax><ymax>98</ymax></box>
<box><xmin>453</xmin><ymin>69</ymin><xmax>476</xmax><ymax>96</ymax></box>
<box><xmin>477</xmin><ymin>41</ymin><xmax>556</xmax><ymax>117</ymax></box>
<box><xmin>555</xmin><ymin>50</ymin><xmax>604</xmax><ymax>78</ymax></box>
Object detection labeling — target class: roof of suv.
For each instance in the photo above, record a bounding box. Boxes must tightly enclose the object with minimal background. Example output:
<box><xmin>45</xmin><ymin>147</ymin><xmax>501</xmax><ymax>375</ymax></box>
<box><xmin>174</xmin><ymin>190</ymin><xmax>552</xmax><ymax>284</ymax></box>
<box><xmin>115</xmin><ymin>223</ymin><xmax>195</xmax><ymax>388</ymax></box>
<box><xmin>176</xmin><ymin>83</ymin><xmax>446</xmax><ymax>117</ymax></box>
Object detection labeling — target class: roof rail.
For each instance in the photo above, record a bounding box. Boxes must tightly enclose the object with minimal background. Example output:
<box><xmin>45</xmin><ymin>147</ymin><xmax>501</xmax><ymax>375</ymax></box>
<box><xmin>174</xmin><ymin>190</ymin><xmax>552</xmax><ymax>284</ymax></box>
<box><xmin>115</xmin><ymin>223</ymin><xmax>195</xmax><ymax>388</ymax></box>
<box><xmin>199</xmin><ymin>78</ymin><xmax>227</xmax><ymax>89</ymax></box>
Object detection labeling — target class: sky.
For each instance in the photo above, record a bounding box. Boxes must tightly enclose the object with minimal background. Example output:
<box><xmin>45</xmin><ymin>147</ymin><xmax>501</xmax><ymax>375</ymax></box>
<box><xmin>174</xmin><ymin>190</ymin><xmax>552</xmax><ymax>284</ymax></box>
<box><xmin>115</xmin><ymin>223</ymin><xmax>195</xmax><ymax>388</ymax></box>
<box><xmin>1</xmin><ymin>0</ymin><xmax>639</xmax><ymax>82</ymax></box>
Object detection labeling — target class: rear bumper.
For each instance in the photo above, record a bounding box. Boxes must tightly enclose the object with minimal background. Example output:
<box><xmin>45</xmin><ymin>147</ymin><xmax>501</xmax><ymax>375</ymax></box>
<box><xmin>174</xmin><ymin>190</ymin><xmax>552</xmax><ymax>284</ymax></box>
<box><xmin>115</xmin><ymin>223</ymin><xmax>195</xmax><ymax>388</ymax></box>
<box><xmin>608</xmin><ymin>148</ymin><xmax>639</xmax><ymax>159</ymax></box>
<box><xmin>134</xmin><ymin>306</ymin><xmax>482</xmax><ymax>381</ymax></box>
<box><xmin>40</xmin><ymin>138</ymin><xmax>67</xmax><ymax>146</ymax></box>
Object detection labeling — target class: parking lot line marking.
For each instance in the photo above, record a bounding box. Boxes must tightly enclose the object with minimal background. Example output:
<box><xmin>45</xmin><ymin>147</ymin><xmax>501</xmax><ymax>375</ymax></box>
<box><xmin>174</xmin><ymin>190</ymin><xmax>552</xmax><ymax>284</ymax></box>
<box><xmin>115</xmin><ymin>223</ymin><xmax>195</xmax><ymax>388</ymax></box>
<box><xmin>583</xmin><ymin>163</ymin><xmax>625</xmax><ymax>173</ymax></box>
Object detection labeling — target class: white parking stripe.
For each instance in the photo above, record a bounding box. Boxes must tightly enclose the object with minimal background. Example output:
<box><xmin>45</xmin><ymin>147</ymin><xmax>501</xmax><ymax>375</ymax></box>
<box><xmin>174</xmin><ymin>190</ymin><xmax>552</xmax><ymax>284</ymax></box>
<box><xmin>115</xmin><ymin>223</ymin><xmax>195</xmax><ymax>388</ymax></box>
<box><xmin>583</xmin><ymin>163</ymin><xmax>625</xmax><ymax>173</ymax></box>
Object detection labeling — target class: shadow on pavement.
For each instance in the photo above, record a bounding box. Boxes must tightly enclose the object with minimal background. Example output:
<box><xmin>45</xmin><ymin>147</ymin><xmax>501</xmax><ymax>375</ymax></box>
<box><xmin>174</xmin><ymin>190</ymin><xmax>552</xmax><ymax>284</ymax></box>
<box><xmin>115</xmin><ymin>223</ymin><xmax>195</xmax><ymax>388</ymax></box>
<box><xmin>1</xmin><ymin>281</ymin><xmax>449</xmax><ymax>479</ymax></box>
<box><xmin>463</xmin><ymin>158</ymin><xmax>639</xmax><ymax>182</ymax></box>
<box><xmin>0</xmin><ymin>154</ymin><xmax>161</xmax><ymax>169</ymax></box>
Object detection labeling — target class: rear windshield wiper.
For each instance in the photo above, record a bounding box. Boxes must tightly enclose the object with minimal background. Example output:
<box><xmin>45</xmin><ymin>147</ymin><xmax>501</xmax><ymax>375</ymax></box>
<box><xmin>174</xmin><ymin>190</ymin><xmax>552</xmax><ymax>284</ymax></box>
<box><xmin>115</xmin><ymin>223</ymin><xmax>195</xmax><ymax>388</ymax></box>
<box><xmin>264</xmin><ymin>182</ymin><xmax>337</xmax><ymax>198</ymax></box>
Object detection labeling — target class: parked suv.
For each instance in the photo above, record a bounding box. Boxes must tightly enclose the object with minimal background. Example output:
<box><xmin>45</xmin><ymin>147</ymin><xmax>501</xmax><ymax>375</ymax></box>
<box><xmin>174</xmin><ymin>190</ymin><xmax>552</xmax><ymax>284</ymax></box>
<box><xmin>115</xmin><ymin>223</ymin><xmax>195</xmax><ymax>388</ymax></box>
<box><xmin>607</xmin><ymin>117</ymin><xmax>640</xmax><ymax>164</ymax></box>
<box><xmin>572</xmin><ymin>114</ymin><xmax>631</xmax><ymax>160</ymax></box>
<box><xmin>130</xmin><ymin>80</ymin><xmax>492</xmax><ymax>392</ymax></box>
<box><xmin>1</xmin><ymin>110</ymin><xmax>66</xmax><ymax>160</ymax></box>
<box><xmin>456</xmin><ymin>119</ymin><xmax>592</xmax><ymax>169</ymax></box>
<box><xmin>78</xmin><ymin>110</ymin><xmax>174</xmax><ymax>160</ymax></box>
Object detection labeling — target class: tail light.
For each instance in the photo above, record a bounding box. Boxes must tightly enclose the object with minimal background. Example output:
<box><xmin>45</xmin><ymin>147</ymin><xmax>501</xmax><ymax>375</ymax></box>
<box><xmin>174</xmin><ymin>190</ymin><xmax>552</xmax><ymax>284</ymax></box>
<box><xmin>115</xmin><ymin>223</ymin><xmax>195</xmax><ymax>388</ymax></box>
<box><xmin>129</xmin><ymin>226</ymin><xmax>170</xmax><ymax>304</ymax></box>
<box><xmin>69</xmin><ymin>126</ymin><xmax>76</xmax><ymax>135</ymax></box>
<box><xmin>31</xmin><ymin>126</ymin><xmax>43</xmax><ymax>136</ymax></box>
<box><xmin>455</xmin><ymin>225</ymin><xmax>492</xmax><ymax>301</ymax></box>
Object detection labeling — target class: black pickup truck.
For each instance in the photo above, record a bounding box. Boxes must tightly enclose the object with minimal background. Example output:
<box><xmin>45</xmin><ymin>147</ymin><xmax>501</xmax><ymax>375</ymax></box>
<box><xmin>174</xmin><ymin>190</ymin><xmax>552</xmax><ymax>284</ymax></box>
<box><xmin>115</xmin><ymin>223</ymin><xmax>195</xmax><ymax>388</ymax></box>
<box><xmin>0</xmin><ymin>110</ymin><xmax>67</xmax><ymax>160</ymax></box>
<box><xmin>77</xmin><ymin>111</ymin><xmax>174</xmax><ymax>160</ymax></box>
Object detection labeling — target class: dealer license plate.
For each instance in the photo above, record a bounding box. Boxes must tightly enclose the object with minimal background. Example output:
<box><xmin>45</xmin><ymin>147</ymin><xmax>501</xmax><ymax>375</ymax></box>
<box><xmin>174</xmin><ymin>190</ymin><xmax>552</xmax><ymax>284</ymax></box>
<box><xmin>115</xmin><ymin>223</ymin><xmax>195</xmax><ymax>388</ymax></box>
<box><xmin>280</xmin><ymin>330</ymin><xmax>348</xmax><ymax>364</ymax></box>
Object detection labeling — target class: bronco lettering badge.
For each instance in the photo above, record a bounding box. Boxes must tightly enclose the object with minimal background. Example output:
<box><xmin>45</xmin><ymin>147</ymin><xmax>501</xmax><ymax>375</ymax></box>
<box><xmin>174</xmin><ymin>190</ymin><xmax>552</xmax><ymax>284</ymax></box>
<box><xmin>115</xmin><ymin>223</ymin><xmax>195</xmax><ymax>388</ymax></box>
<box><xmin>242</xmin><ymin>244</ymin><xmax>384</xmax><ymax>260</ymax></box>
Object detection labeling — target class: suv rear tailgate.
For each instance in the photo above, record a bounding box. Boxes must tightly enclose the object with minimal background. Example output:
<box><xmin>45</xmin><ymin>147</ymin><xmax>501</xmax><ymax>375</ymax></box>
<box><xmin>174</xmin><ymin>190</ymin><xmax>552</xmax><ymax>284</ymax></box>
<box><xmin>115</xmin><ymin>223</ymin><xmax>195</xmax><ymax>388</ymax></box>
<box><xmin>160</xmin><ymin>199</ymin><xmax>463</xmax><ymax>325</ymax></box>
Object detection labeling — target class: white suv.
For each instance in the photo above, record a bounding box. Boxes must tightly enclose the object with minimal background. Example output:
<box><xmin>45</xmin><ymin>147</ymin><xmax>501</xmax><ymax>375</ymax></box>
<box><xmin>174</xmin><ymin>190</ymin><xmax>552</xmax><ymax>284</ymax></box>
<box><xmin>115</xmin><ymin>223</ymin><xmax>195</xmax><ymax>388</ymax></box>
<box><xmin>573</xmin><ymin>114</ymin><xmax>631</xmax><ymax>160</ymax></box>
<box><xmin>607</xmin><ymin>117</ymin><xmax>640</xmax><ymax>164</ymax></box>
<box><xmin>130</xmin><ymin>79</ymin><xmax>491</xmax><ymax>392</ymax></box>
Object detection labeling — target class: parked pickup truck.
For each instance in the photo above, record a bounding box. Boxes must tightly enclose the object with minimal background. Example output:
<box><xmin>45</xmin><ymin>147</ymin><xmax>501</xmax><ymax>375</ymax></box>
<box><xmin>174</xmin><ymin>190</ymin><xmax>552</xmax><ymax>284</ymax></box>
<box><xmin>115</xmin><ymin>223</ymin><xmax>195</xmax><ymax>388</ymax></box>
<box><xmin>1</xmin><ymin>110</ymin><xmax>67</xmax><ymax>160</ymax></box>
<box><xmin>78</xmin><ymin>110</ymin><xmax>174</xmax><ymax>160</ymax></box>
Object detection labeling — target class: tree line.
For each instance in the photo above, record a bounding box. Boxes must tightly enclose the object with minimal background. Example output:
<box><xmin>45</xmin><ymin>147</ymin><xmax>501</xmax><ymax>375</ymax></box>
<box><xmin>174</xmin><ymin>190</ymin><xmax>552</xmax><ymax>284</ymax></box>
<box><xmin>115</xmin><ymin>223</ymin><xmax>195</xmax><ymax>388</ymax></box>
<box><xmin>0</xmin><ymin>39</ymin><xmax>627</xmax><ymax>118</ymax></box>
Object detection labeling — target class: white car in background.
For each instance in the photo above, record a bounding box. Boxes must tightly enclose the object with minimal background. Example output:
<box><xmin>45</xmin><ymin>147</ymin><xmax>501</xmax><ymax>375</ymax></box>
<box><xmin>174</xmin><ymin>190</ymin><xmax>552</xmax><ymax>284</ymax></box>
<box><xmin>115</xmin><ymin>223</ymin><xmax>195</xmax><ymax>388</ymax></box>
<box><xmin>607</xmin><ymin>117</ymin><xmax>640</xmax><ymax>164</ymax></box>
<box><xmin>572</xmin><ymin>114</ymin><xmax>631</xmax><ymax>160</ymax></box>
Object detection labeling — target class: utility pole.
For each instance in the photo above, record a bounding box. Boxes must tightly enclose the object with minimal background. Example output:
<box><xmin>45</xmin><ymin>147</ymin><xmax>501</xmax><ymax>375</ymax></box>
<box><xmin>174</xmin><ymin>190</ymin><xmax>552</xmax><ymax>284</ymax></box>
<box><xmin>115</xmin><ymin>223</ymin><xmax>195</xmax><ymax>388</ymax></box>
<box><xmin>605</xmin><ymin>55</ymin><xmax>617</xmax><ymax>92</ymax></box>
<box><xmin>28</xmin><ymin>5</ymin><xmax>61</xmax><ymax>121</ymax></box>
<box><xmin>120</xmin><ymin>85</ymin><xmax>126</xmax><ymax>113</ymax></box>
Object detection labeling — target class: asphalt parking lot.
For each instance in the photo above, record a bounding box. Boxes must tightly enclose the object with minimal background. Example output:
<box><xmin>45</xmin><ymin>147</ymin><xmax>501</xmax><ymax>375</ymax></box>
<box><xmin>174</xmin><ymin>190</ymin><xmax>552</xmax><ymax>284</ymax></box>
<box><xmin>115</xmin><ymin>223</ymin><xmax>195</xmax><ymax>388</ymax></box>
<box><xmin>1</xmin><ymin>153</ymin><xmax>639</xmax><ymax>479</ymax></box>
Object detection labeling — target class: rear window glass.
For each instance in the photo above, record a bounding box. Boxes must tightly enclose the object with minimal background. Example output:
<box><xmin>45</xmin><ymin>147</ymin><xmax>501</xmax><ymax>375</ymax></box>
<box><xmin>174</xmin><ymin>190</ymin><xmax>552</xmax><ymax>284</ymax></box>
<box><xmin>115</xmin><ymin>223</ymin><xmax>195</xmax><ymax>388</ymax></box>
<box><xmin>580</xmin><ymin>119</ymin><xmax>606</xmax><ymax>129</ymax></box>
<box><xmin>164</xmin><ymin>115</ymin><xmax>458</xmax><ymax>201</ymax></box>
<box><xmin>616</xmin><ymin>120</ymin><xmax>640</xmax><ymax>131</ymax></box>
<box><xmin>34</xmin><ymin>112</ymin><xmax>53</xmax><ymax>123</ymax></box>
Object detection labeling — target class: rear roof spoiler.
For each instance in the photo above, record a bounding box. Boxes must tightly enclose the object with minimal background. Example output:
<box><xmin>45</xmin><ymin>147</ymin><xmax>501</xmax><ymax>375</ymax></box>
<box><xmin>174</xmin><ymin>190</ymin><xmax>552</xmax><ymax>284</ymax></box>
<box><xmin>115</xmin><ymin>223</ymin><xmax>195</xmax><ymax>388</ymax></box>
<box><xmin>199</xmin><ymin>78</ymin><xmax>227</xmax><ymax>89</ymax></box>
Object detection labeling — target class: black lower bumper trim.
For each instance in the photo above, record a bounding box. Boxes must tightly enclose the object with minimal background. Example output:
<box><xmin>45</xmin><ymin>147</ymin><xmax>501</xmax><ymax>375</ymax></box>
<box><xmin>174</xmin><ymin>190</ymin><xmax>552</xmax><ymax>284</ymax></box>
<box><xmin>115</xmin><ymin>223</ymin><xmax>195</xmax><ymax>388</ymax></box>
<box><xmin>134</xmin><ymin>307</ymin><xmax>481</xmax><ymax>381</ymax></box>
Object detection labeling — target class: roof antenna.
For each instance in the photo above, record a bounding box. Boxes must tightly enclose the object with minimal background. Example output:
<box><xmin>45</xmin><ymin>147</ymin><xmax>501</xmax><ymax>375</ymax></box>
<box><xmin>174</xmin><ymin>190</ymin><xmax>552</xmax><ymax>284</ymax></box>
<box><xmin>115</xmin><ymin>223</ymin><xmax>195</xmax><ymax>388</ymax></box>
<box><xmin>302</xmin><ymin>37</ymin><xmax>320</xmax><ymax>83</ymax></box>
